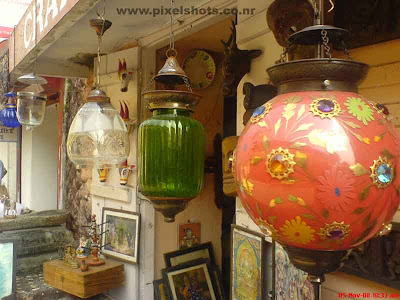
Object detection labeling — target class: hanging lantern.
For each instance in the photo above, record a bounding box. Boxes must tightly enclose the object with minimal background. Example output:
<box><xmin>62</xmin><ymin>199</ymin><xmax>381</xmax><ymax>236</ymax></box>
<box><xmin>0</xmin><ymin>92</ymin><xmax>21</xmax><ymax>128</ymax></box>
<box><xmin>67</xmin><ymin>16</ymin><xmax>130</xmax><ymax>169</ymax></box>
<box><xmin>234</xmin><ymin>0</ymin><xmax>400</xmax><ymax>296</ymax></box>
<box><xmin>139</xmin><ymin>49</ymin><xmax>205</xmax><ymax>223</ymax></box>
<box><xmin>16</xmin><ymin>75</ymin><xmax>48</xmax><ymax>130</ymax></box>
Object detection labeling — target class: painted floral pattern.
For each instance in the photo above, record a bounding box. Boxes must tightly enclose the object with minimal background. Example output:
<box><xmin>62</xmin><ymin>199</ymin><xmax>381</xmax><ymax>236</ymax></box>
<box><xmin>234</xmin><ymin>90</ymin><xmax>400</xmax><ymax>250</ymax></box>
<box><xmin>280</xmin><ymin>216</ymin><xmax>315</xmax><ymax>245</ymax></box>
<box><xmin>345</xmin><ymin>97</ymin><xmax>374</xmax><ymax>125</ymax></box>
<box><xmin>317</xmin><ymin>167</ymin><xmax>356</xmax><ymax>212</ymax></box>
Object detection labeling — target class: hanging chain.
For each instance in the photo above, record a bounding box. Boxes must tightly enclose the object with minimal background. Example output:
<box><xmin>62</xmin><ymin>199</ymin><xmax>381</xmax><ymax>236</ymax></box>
<box><xmin>276</xmin><ymin>44</ymin><xmax>293</xmax><ymax>64</ymax></box>
<box><xmin>95</xmin><ymin>0</ymin><xmax>107</xmax><ymax>88</ymax></box>
<box><xmin>169</xmin><ymin>0</ymin><xmax>176</xmax><ymax>52</ymax></box>
<box><xmin>96</xmin><ymin>35</ymin><xmax>102</xmax><ymax>88</ymax></box>
<box><xmin>321</xmin><ymin>29</ymin><xmax>332</xmax><ymax>59</ymax></box>
<box><xmin>143</xmin><ymin>77</ymin><xmax>155</xmax><ymax>94</ymax></box>
<box><xmin>183</xmin><ymin>76</ymin><xmax>192</xmax><ymax>93</ymax></box>
<box><xmin>34</xmin><ymin>0</ymin><xmax>38</xmax><ymax>74</ymax></box>
<box><xmin>341</xmin><ymin>40</ymin><xmax>352</xmax><ymax>60</ymax></box>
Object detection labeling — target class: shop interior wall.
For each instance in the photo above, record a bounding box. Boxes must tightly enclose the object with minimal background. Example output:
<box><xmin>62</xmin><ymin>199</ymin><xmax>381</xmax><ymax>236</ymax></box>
<box><xmin>235</xmin><ymin>0</ymin><xmax>400</xmax><ymax>297</ymax></box>
<box><xmin>21</xmin><ymin>104</ymin><xmax>58</xmax><ymax>211</ymax></box>
<box><xmin>153</xmin><ymin>17</ymin><xmax>234</xmax><ymax>279</ymax></box>
<box><xmin>90</xmin><ymin>46</ymin><xmax>155</xmax><ymax>300</ymax></box>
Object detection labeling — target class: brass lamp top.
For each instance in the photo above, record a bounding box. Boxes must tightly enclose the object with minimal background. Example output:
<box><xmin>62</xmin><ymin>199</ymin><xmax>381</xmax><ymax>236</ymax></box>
<box><xmin>86</xmin><ymin>88</ymin><xmax>110</xmax><ymax>102</ymax></box>
<box><xmin>154</xmin><ymin>49</ymin><xmax>189</xmax><ymax>86</ymax></box>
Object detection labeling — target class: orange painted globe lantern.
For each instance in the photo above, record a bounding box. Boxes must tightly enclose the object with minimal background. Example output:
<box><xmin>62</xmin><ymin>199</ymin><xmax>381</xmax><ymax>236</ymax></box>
<box><xmin>234</xmin><ymin>0</ymin><xmax>400</xmax><ymax>295</ymax></box>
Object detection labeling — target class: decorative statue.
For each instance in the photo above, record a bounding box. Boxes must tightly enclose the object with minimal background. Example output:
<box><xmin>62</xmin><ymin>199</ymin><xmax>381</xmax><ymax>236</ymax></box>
<box><xmin>1</xmin><ymin>195</ymin><xmax>16</xmax><ymax>219</ymax></box>
<box><xmin>221</xmin><ymin>20</ymin><xmax>262</xmax><ymax>97</ymax></box>
<box><xmin>76</xmin><ymin>235</ymin><xmax>90</xmax><ymax>259</ymax></box>
<box><xmin>118</xmin><ymin>58</ymin><xmax>134</xmax><ymax>92</ymax></box>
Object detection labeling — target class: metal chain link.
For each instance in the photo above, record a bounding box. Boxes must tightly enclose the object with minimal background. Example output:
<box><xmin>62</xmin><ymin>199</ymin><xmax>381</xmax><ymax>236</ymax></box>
<box><xmin>276</xmin><ymin>44</ymin><xmax>292</xmax><ymax>64</ymax></box>
<box><xmin>321</xmin><ymin>29</ymin><xmax>332</xmax><ymax>59</ymax></box>
<box><xmin>183</xmin><ymin>76</ymin><xmax>192</xmax><ymax>93</ymax></box>
<box><xmin>143</xmin><ymin>77</ymin><xmax>155</xmax><ymax>94</ymax></box>
<box><xmin>341</xmin><ymin>40</ymin><xmax>352</xmax><ymax>60</ymax></box>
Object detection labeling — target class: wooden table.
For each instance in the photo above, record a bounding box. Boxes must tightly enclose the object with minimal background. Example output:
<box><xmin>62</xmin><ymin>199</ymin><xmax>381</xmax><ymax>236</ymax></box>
<box><xmin>43</xmin><ymin>258</ymin><xmax>125</xmax><ymax>299</ymax></box>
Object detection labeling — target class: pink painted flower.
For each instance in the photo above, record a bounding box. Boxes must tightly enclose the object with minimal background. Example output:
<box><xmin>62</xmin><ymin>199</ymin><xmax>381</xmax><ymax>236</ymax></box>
<box><xmin>317</xmin><ymin>167</ymin><xmax>356</xmax><ymax>212</ymax></box>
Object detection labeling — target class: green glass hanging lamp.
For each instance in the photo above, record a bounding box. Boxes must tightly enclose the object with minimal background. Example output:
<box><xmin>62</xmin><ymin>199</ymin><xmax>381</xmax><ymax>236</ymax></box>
<box><xmin>139</xmin><ymin>46</ymin><xmax>205</xmax><ymax>222</ymax></box>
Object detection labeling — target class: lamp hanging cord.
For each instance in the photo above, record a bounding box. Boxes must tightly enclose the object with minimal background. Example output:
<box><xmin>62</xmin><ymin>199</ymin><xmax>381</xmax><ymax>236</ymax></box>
<box><xmin>95</xmin><ymin>0</ymin><xmax>107</xmax><ymax>88</ymax></box>
<box><xmin>169</xmin><ymin>0</ymin><xmax>175</xmax><ymax>53</ymax></box>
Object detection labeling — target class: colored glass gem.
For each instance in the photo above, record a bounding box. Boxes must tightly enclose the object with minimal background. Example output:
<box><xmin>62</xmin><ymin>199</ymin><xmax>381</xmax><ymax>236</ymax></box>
<box><xmin>318</xmin><ymin>99</ymin><xmax>335</xmax><ymax>113</ymax></box>
<box><xmin>328</xmin><ymin>229</ymin><xmax>344</xmax><ymax>240</ymax></box>
<box><xmin>376</xmin><ymin>103</ymin><xmax>389</xmax><ymax>116</ymax></box>
<box><xmin>377</xmin><ymin>164</ymin><xmax>393</xmax><ymax>184</ymax></box>
<box><xmin>252</xmin><ymin>106</ymin><xmax>265</xmax><ymax>118</ymax></box>
<box><xmin>271</xmin><ymin>154</ymin><xmax>288</xmax><ymax>173</ymax></box>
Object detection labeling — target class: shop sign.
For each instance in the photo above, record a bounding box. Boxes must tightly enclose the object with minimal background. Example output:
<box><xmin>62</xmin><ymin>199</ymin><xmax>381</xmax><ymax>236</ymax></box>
<box><xmin>10</xmin><ymin>0</ymin><xmax>80</xmax><ymax>71</ymax></box>
<box><xmin>0</xmin><ymin>27</ymin><xmax>13</xmax><ymax>39</ymax></box>
<box><xmin>0</xmin><ymin>126</ymin><xmax>17</xmax><ymax>142</ymax></box>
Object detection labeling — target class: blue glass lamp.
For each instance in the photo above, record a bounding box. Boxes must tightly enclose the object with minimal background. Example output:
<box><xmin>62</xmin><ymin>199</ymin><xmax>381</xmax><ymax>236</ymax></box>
<box><xmin>0</xmin><ymin>92</ymin><xmax>21</xmax><ymax>128</ymax></box>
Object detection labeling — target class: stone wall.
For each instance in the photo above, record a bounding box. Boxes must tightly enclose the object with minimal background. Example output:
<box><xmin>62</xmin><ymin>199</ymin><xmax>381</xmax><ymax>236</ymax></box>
<box><xmin>0</xmin><ymin>51</ymin><xmax>9</xmax><ymax>106</ymax></box>
<box><xmin>62</xmin><ymin>78</ymin><xmax>93</xmax><ymax>239</ymax></box>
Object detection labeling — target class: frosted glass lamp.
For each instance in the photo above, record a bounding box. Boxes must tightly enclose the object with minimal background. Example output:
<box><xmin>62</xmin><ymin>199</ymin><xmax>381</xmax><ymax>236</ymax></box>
<box><xmin>67</xmin><ymin>88</ymin><xmax>130</xmax><ymax>169</ymax></box>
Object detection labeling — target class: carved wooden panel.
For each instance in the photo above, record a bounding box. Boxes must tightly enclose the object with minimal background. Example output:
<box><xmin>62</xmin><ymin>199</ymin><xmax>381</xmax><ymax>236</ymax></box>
<box><xmin>341</xmin><ymin>222</ymin><xmax>400</xmax><ymax>290</ymax></box>
<box><xmin>334</xmin><ymin>0</ymin><xmax>400</xmax><ymax>49</ymax></box>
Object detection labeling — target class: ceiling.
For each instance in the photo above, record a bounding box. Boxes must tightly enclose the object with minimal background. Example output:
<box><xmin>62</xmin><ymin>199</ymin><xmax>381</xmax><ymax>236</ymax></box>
<box><xmin>16</xmin><ymin>0</ymin><xmax>218</xmax><ymax>78</ymax></box>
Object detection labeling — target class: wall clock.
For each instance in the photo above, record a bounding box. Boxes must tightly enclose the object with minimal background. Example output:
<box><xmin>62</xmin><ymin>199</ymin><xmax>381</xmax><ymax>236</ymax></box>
<box><xmin>182</xmin><ymin>50</ymin><xmax>216</xmax><ymax>89</ymax></box>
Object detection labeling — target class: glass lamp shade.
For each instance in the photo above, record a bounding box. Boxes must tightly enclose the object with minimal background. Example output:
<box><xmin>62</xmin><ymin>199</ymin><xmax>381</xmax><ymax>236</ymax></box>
<box><xmin>0</xmin><ymin>103</ymin><xmax>21</xmax><ymax>128</ymax></box>
<box><xmin>67</xmin><ymin>101</ymin><xmax>130</xmax><ymax>169</ymax></box>
<box><xmin>16</xmin><ymin>92</ymin><xmax>47</xmax><ymax>130</ymax></box>
<box><xmin>139</xmin><ymin>108</ymin><xmax>205</xmax><ymax>221</ymax></box>
<box><xmin>234</xmin><ymin>60</ymin><xmax>400</xmax><ymax>252</ymax></box>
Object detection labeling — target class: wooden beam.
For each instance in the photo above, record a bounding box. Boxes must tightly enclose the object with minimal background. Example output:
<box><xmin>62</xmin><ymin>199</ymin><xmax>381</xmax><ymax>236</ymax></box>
<box><xmin>9</xmin><ymin>0</ymin><xmax>101</xmax><ymax>75</ymax></box>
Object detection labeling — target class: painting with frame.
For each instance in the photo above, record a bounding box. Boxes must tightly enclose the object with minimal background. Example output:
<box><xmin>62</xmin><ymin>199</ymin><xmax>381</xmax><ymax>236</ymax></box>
<box><xmin>162</xmin><ymin>258</ymin><xmax>221</xmax><ymax>300</ymax></box>
<box><xmin>0</xmin><ymin>239</ymin><xmax>17</xmax><ymax>300</ymax></box>
<box><xmin>101</xmin><ymin>207</ymin><xmax>140</xmax><ymax>264</ymax></box>
<box><xmin>154</xmin><ymin>279</ymin><xmax>169</xmax><ymax>300</ymax></box>
<box><xmin>231</xmin><ymin>224</ymin><xmax>265</xmax><ymax>300</ymax></box>
<box><xmin>164</xmin><ymin>242</ymin><xmax>215</xmax><ymax>268</ymax></box>
<box><xmin>178</xmin><ymin>222</ymin><xmax>201</xmax><ymax>249</ymax></box>
<box><xmin>274</xmin><ymin>241</ymin><xmax>314</xmax><ymax>300</ymax></box>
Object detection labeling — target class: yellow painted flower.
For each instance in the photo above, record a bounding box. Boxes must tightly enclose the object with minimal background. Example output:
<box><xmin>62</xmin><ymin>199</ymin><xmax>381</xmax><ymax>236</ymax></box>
<box><xmin>280</xmin><ymin>216</ymin><xmax>315</xmax><ymax>245</ymax></box>
<box><xmin>374</xmin><ymin>136</ymin><xmax>381</xmax><ymax>142</ymax></box>
<box><xmin>269</xmin><ymin>199</ymin><xmax>276</xmax><ymax>207</ymax></box>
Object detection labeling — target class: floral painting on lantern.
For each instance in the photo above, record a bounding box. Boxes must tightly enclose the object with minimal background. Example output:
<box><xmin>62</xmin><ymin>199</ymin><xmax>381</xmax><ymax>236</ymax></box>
<box><xmin>275</xmin><ymin>242</ymin><xmax>314</xmax><ymax>300</ymax></box>
<box><xmin>231</xmin><ymin>225</ymin><xmax>264</xmax><ymax>300</ymax></box>
<box><xmin>101</xmin><ymin>208</ymin><xmax>140</xmax><ymax>264</ymax></box>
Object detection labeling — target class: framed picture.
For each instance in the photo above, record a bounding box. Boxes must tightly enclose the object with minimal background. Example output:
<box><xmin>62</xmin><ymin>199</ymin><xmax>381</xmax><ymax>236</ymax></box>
<box><xmin>211</xmin><ymin>264</ymin><xmax>226</xmax><ymax>300</ymax></box>
<box><xmin>164</xmin><ymin>242</ymin><xmax>215</xmax><ymax>268</ymax></box>
<box><xmin>0</xmin><ymin>239</ymin><xmax>17</xmax><ymax>300</ymax></box>
<box><xmin>162</xmin><ymin>258</ymin><xmax>221</xmax><ymax>300</ymax></box>
<box><xmin>101</xmin><ymin>207</ymin><xmax>140</xmax><ymax>264</ymax></box>
<box><xmin>178</xmin><ymin>222</ymin><xmax>201</xmax><ymax>249</ymax></box>
<box><xmin>274</xmin><ymin>242</ymin><xmax>314</xmax><ymax>300</ymax></box>
<box><xmin>231</xmin><ymin>224</ymin><xmax>265</xmax><ymax>300</ymax></box>
<box><xmin>154</xmin><ymin>279</ymin><xmax>169</xmax><ymax>300</ymax></box>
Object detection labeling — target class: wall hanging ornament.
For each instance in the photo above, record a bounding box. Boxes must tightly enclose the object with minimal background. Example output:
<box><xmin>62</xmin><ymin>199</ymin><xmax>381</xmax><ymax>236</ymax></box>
<box><xmin>234</xmin><ymin>0</ymin><xmax>400</xmax><ymax>299</ymax></box>
<box><xmin>67</xmin><ymin>4</ymin><xmax>130</xmax><ymax>169</ymax></box>
<box><xmin>139</xmin><ymin>1</ymin><xmax>205</xmax><ymax>222</ymax></box>
<box><xmin>0</xmin><ymin>92</ymin><xmax>20</xmax><ymax>128</ymax></box>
